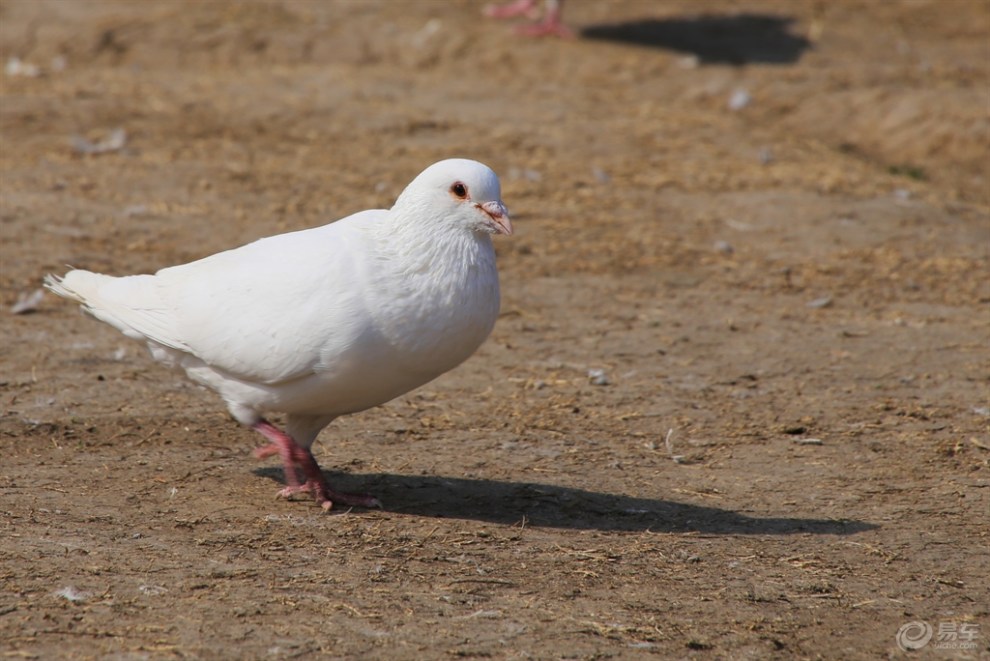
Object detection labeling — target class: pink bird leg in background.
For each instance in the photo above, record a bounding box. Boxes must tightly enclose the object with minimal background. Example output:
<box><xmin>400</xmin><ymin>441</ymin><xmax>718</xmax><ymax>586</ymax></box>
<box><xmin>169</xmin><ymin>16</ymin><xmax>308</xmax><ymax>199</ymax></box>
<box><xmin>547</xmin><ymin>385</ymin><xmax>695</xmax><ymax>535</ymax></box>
<box><xmin>484</xmin><ymin>0</ymin><xmax>573</xmax><ymax>38</ymax></box>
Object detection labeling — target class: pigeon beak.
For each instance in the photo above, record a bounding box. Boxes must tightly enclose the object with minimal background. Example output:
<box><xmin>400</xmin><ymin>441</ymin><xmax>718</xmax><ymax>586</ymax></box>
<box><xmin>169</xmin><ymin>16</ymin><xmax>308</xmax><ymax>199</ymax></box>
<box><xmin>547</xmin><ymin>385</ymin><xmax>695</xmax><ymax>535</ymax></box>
<box><xmin>478</xmin><ymin>200</ymin><xmax>512</xmax><ymax>236</ymax></box>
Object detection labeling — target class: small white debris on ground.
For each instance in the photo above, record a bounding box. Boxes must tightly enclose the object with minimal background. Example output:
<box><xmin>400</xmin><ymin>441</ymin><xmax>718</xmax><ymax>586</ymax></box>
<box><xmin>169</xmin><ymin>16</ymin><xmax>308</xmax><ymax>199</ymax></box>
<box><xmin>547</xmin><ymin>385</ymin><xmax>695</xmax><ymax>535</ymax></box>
<box><xmin>728</xmin><ymin>88</ymin><xmax>752</xmax><ymax>111</ymax></box>
<box><xmin>54</xmin><ymin>586</ymin><xmax>91</xmax><ymax>603</ymax></box>
<box><xmin>807</xmin><ymin>296</ymin><xmax>833</xmax><ymax>309</ymax></box>
<box><xmin>713</xmin><ymin>240</ymin><xmax>734</xmax><ymax>255</ymax></box>
<box><xmin>11</xmin><ymin>289</ymin><xmax>44</xmax><ymax>314</ymax></box>
<box><xmin>587</xmin><ymin>368</ymin><xmax>609</xmax><ymax>386</ymax></box>
<box><xmin>5</xmin><ymin>57</ymin><xmax>41</xmax><ymax>77</ymax></box>
<box><xmin>72</xmin><ymin>128</ymin><xmax>127</xmax><ymax>155</ymax></box>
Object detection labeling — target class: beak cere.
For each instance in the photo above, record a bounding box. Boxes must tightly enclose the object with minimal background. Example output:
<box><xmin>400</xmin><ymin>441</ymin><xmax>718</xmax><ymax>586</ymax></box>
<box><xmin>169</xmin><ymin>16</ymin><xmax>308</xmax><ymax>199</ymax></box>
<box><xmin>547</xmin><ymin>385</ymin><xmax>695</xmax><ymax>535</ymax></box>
<box><xmin>478</xmin><ymin>200</ymin><xmax>513</xmax><ymax>236</ymax></box>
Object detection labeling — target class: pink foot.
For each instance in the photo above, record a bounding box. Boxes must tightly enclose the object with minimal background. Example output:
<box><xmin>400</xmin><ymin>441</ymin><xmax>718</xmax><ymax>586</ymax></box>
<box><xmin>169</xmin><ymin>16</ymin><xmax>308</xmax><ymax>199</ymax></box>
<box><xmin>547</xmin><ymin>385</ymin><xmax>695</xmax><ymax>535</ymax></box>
<box><xmin>483</xmin><ymin>0</ymin><xmax>539</xmax><ymax>20</ymax></box>
<box><xmin>252</xmin><ymin>442</ymin><xmax>280</xmax><ymax>460</ymax></box>
<box><xmin>251</xmin><ymin>420</ymin><xmax>381</xmax><ymax>510</ymax></box>
<box><xmin>274</xmin><ymin>480</ymin><xmax>380</xmax><ymax>511</ymax></box>
<box><xmin>276</xmin><ymin>482</ymin><xmax>314</xmax><ymax>498</ymax></box>
<box><xmin>486</xmin><ymin>0</ymin><xmax>572</xmax><ymax>38</ymax></box>
<box><xmin>516</xmin><ymin>17</ymin><xmax>573</xmax><ymax>38</ymax></box>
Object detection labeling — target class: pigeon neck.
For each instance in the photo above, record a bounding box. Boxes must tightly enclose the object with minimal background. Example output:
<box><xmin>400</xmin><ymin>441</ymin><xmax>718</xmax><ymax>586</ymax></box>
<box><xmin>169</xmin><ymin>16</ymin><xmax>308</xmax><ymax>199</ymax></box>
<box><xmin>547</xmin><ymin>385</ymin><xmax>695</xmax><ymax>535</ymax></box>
<box><xmin>382</xmin><ymin>203</ymin><xmax>495</xmax><ymax>272</ymax></box>
<box><xmin>395</xmin><ymin>225</ymin><xmax>493</xmax><ymax>273</ymax></box>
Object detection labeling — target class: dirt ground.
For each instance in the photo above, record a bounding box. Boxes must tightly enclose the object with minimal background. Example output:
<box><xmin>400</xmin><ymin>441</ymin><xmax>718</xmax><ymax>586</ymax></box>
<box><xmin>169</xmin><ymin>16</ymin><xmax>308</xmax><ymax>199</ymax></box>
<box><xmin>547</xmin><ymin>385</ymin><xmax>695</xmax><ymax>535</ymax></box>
<box><xmin>1</xmin><ymin>1</ymin><xmax>988</xmax><ymax>658</ymax></box>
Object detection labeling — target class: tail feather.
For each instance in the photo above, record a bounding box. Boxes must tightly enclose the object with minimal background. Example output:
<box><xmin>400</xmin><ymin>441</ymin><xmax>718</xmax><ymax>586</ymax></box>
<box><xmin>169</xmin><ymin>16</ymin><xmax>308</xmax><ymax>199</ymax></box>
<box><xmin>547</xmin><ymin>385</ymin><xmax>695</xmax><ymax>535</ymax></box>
<box><xmin>44</xmin><ymin>270</ymin><xmax>186</xmax><ymax>350</ymax></box>
<box><xmin>43</xmin><ymin>271</ymin><xmax>96</xmax><ymax>306</ymax></box>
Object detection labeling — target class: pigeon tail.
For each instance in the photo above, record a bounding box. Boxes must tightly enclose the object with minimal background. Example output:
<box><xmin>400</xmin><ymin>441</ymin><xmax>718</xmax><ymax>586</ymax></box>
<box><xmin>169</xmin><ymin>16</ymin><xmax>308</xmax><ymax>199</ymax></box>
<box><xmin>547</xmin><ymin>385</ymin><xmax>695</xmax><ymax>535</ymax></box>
<box><xmin>45</xmin><ymin>270</ymin><xmax>186</xmax><ymax>351</ymax></box>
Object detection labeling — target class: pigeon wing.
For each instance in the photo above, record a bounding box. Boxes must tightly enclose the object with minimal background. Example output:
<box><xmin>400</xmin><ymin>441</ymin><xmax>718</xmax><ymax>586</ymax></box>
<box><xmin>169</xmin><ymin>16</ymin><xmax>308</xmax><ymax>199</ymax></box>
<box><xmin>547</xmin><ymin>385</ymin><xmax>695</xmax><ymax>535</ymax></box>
<box><xmin>156</xmin><ymin>210</ymin><xmax>384</xmax><ymax>385</ymax></box>
<box><xmin>48</xmin><ymin>210</ymin><xmax>385</xmax><ymax>386</ymax></box>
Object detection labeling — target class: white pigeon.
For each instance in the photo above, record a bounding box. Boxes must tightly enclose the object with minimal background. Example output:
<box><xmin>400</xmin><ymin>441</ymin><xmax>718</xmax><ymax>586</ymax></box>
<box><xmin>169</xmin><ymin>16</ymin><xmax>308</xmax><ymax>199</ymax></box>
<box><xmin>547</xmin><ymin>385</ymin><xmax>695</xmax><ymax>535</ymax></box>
<box><xmin>45</xmin><ymin>158</ymin><xmax>512</xmax><ymax>510</ymax></box>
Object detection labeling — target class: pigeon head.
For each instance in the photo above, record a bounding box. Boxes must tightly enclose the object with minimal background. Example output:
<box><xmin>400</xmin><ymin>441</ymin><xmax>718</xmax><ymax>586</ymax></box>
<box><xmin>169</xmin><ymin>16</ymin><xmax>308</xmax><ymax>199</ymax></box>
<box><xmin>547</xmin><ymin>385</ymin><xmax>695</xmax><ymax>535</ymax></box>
<box><xmin>394</xmin><ymin>159</ymin><xmax>512</xmax><ymax>236</ymax></box>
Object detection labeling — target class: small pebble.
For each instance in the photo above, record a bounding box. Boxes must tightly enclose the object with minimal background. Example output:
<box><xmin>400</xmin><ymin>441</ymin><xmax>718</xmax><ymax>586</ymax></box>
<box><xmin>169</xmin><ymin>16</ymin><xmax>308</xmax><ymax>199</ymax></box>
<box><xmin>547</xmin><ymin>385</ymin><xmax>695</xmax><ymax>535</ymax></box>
<box><xmin>508</xmin><ymin>167</ymin><xmax>542</xmax><ymax>182</ymax></box>
<box><xmin>122</xmin><ymin>204</ymin><xmax>148</xmax><ymax>218</ymax></box>
<box><xmin>72</xmin><ymin>127</ymin><xmax>127</xmax><ymax>155</ymax></box>
<box><xmin>587</xmin><ymin>368</ymin><xmax>609</xmax><ymax>386</ymax></box>
<box><xmin>591</xmin><ymin>166</ymin><xmax>611</xmax><ymax>184</ymax></box>
<box><xmin>728</xmin><ymin>89</ymin><xmax>751</xmax><ymax>111</ymax></box>
<box><xmin>5</xmin><ymin>56</ymin><xmax>41</xmax><ymax>77</ymax></box>
<box><xmin>807</xmin><ymin>296</ymin><xmax>832</xmax><ymax>309</ymax></box>
<box><xmin>138</xmin><ymin>585</ymin><xmax>168</xmax><ymax>596</ymax></box>
<box><xmin>54</xmin><ymin>586</ymin><xmax>90</xmax><ymax>603</ymax></box>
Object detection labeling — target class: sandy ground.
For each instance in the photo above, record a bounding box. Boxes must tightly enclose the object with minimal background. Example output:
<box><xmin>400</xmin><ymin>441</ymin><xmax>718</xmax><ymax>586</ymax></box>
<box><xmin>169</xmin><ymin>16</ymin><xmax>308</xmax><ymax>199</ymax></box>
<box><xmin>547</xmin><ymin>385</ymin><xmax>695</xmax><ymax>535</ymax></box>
<box><xmin>1</xmin><ymin>1</ymin><xmax>988</xmax><ymax>658</ymax></box>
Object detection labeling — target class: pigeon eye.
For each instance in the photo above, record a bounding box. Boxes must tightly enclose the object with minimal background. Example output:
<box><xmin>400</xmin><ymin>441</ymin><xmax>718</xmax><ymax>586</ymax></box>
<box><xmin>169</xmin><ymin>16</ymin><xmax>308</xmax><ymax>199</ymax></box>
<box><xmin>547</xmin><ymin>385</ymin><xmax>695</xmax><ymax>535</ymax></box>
<box><xmin>450</xmin><ymin>182</ymin><xmax>468</xmax><ymax>199</ymax></box>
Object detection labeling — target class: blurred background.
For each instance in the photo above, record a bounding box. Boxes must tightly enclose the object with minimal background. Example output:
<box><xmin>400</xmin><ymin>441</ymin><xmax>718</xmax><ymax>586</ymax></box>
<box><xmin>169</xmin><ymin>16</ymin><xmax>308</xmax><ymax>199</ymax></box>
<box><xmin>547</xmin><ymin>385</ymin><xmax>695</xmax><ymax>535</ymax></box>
<box><xmin>1</xmin><ymin>1</ymin><xmax>988</xmax><ymax>658</ymax></box>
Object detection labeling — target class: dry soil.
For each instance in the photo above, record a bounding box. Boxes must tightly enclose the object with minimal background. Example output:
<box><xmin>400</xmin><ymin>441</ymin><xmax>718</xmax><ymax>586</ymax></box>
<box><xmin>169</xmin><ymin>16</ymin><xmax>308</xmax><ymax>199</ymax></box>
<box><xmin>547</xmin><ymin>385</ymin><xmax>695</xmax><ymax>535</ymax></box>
<box><xmin>1</xmin><ymin>1</ymin><xmax>988</xmax><ymax>659</ymax></box>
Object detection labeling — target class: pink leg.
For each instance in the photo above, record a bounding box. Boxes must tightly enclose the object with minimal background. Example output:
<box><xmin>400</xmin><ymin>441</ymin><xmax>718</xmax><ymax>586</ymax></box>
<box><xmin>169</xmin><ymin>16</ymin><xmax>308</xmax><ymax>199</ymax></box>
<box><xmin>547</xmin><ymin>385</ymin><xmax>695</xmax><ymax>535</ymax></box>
<box><xmin>483</xmin><ymin>0</ymin><xmax>539</xmax><ymax>20</ymax></box>
<box><xmin>251</xmin><ymin>420</ymin><xmax>381</xmax><ymax>510</ymax></box>
<box><xmin>516</xmin><ymin>1</ymin><xmax>572</xmax><ymax>38</ymax></box>
<box><xmin>252</xmin><ymin>442</ymin><xmax>280</xmax><ymax>460</ymax></box>
<box><xmin>252</xmin><ymin>422</ymin><xmax>303</xmax><ymax>489</ymax></box>
<box><xmin>486</xmin><ymin>0</ymin><xmax>572</xmax><ymax>38</ymax></box>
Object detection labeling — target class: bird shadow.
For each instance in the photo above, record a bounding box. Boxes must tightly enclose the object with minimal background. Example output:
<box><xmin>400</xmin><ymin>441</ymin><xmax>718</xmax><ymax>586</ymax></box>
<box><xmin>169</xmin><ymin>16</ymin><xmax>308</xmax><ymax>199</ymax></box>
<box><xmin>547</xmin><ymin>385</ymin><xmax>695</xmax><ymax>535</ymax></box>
<box><xmin>580</xmin><ymin>13</ymin><xmax>812</xmax><ymax>65</ymax></box>
<box><xmin>253</xmin><ymin>468</ymin><xmax>876</xmax><ymax>535</ymax></box>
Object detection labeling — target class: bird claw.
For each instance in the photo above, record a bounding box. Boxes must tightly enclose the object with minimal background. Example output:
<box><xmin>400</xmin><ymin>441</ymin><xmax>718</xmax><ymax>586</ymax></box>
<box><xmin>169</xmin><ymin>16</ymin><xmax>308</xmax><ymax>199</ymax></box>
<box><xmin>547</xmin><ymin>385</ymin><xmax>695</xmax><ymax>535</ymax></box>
<box><xmin>311</xmin><ymin>493</ymin><xmax>381</xmax><ymax>511</ymax></box>
<box><xmin>321</xmin><ymin>490</ymin><xmax>382</xmax><ymax>511</ymax></box>
<box><xmin>516</xmin><ymin>21</ymin><xmax>573</xmax><ymax>38</ymax></box>
<box><xmin>274</xmin><ymin>482</ymin><xmax>381</xmax><ymax>511</ymax></box>
<box><xmin>253</xmin><ymin>420</ymin><xmax>381</xmax><ymax>510</ymax></box>
<box><xmin>277</xmin><ymin>483</ymin><xmax>313</xmax><ymax>499</ymax></box>
<box><xmin>252</xmin><ymin>442</ymin><xmax>281</xmax><ymax>460</ymax></box>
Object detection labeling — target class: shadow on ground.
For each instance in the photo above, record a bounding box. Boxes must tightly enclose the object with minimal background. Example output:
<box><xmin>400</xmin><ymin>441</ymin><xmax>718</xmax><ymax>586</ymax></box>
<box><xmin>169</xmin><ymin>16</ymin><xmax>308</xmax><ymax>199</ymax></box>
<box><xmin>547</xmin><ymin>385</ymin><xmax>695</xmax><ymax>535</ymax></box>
<box><xmin>581</xmin><ymin>13</ymin><xmax>812</xmax><ymax>64</ymax></box>
<box><xmin>254</xmin><ymin>468</ymin><xmax>876</xmax><ymax>535</ymax></box>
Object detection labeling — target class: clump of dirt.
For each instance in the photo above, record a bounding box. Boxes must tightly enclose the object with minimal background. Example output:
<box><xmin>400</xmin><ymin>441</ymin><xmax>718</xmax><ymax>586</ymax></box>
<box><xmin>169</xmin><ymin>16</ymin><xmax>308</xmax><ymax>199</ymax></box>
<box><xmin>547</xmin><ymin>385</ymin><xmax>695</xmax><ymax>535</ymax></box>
<box><xmin>2</xmin><ymin>1</ymin><xmax>987</xmax><ymax>658</ymax></box>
